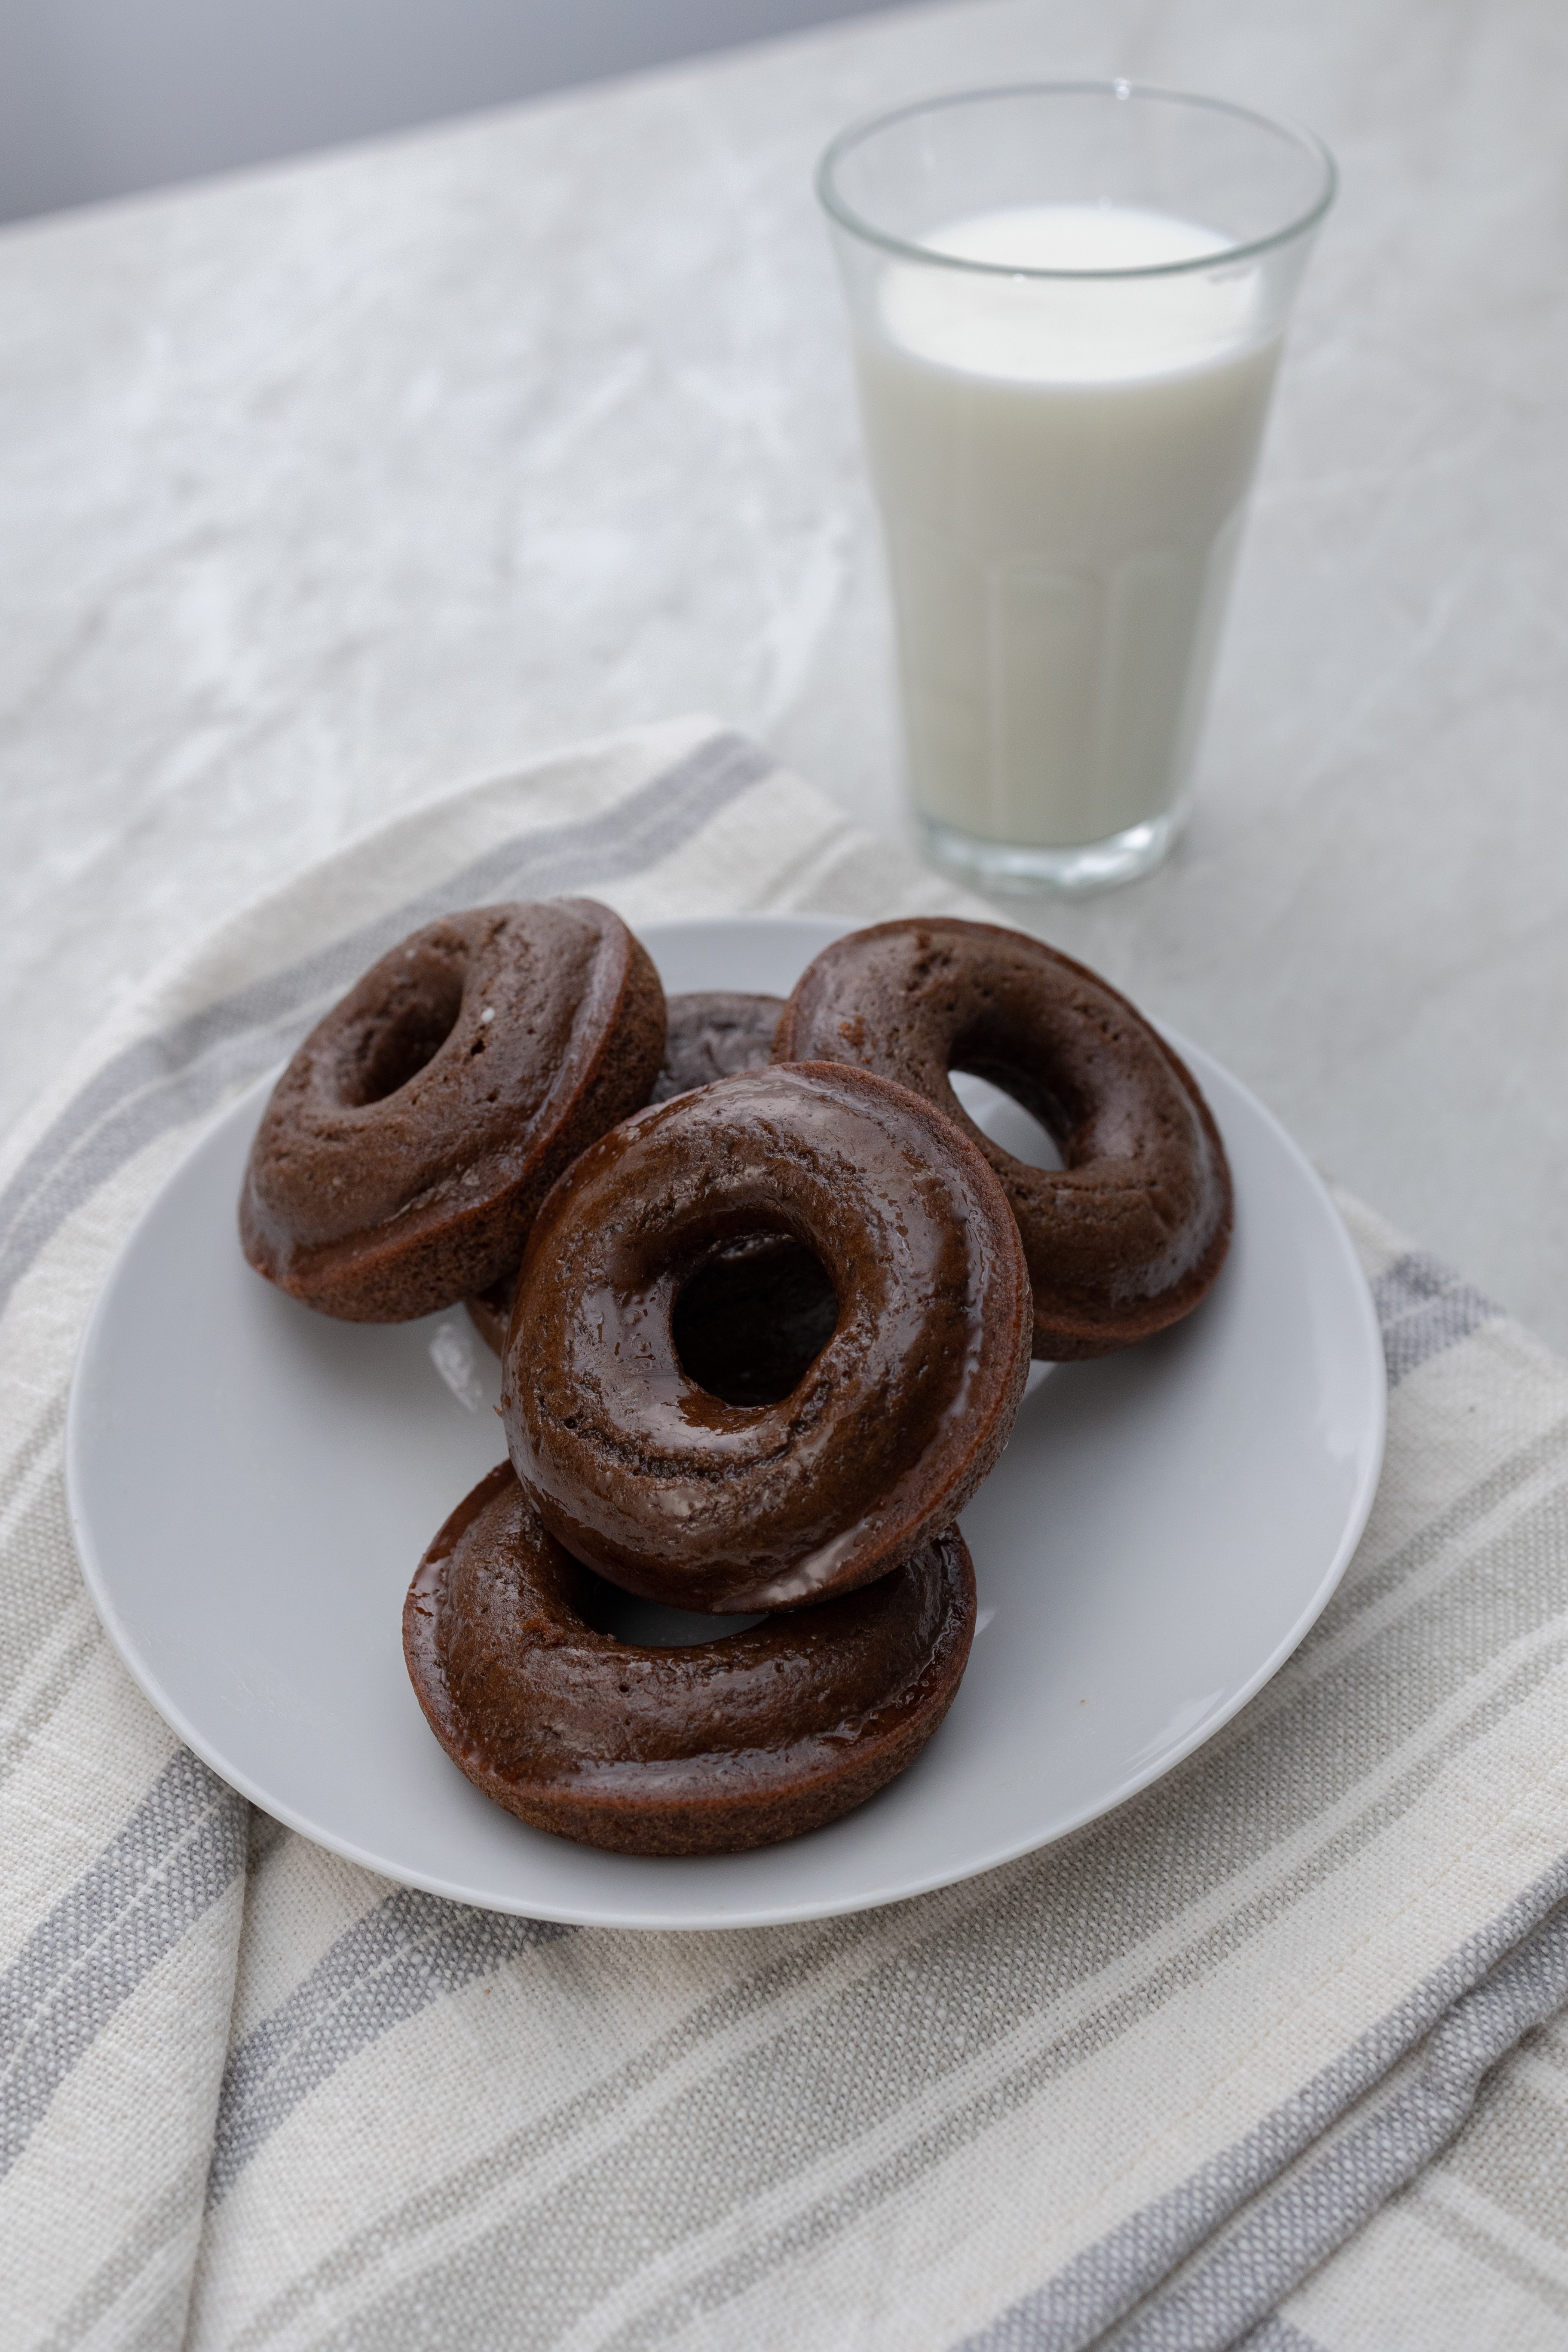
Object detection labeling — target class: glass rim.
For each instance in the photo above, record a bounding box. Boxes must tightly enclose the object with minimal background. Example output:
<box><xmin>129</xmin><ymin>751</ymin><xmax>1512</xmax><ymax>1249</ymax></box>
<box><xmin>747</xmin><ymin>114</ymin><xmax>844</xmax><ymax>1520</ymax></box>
<box><xmin>815</xmin><ymin>80</ymin><xmax>1338</xmax><ymax>280</ymax></box>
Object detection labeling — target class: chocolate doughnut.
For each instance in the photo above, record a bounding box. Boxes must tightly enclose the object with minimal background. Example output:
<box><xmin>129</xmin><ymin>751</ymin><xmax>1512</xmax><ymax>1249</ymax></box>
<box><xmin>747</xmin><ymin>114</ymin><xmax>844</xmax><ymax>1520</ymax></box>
<box><xmin>775</xmin><ymin>918</ymin><xmax>1231</xmax><ymax>1361</ymax></box>
<box><xmin>649</xmin><ymin>992</ymin><xmax>784</xmax><ymax>1102</ymax></box>
<box><xmin>502</xmin><ymin>1061</ymin><xmax>1031</xmax><ymax>1614</ymax></box>
<box><xmin>241</xmin><ymin>899</ymin><xmax>664</xmax><ymax>1321</ymax></box>
<box><xmin>404</xmin><ymin>1463</ymin><xmax>976</xmax><ymax>1856</ymax></box>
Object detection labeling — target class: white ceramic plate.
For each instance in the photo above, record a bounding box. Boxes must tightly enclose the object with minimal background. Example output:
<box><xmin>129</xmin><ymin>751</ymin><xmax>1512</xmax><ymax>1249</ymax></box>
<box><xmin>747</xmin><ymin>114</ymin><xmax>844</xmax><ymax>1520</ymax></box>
<box><xmin>66</xmin><ymin>916</ymin><xmax>1384</xmax><ymax>1930</ymax></box>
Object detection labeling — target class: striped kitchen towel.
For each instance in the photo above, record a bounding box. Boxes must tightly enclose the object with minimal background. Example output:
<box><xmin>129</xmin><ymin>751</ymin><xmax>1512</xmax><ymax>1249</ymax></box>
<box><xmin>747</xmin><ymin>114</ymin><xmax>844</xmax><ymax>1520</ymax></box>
<box><xmin>3</xmin><ymin>715</ymin><xmax>1568</xmax><ymax>2352</ymax></box>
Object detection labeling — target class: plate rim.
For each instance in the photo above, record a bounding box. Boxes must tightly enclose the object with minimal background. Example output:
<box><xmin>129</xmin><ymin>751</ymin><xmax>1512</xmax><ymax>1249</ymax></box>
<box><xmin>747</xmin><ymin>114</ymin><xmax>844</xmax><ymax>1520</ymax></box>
<box><xmin>65</xmin><ymin>910</ymin><xmax>1387</xmax><ymax>1929</ymax></box>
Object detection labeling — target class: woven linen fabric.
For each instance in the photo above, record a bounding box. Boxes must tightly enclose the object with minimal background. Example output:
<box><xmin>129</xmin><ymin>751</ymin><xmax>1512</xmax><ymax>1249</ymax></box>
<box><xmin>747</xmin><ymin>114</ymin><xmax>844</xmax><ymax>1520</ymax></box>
<box><xmin>4</xmin><ymin>717</ymin><xmax>1568</xmax><ymax>2352</ymax></box>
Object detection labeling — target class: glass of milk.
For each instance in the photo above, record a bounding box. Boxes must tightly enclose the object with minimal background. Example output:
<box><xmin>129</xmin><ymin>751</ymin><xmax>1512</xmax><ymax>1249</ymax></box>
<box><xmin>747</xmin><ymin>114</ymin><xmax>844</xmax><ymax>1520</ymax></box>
<box><xmin>818</xmin><ymin>84</ymin><xmax>1335</xmax><ymax>893</ymax></box>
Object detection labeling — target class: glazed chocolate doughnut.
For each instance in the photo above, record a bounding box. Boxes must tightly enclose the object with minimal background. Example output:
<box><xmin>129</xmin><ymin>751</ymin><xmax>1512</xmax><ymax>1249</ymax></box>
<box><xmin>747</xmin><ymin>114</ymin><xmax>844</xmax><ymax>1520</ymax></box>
<box><xmin>467</xmin><ymin>990</ymin><xmax>791</xmax><ymax>1354</ymax></box>
<box><xmin>502</xmin><ymin>1061</ymin><xmax>1031</xmax><ymax>1614</ymax></box>
<box><xmin>649</xmin><ymin>992</ymin><xmax>784</xmax><ymax>1102</ymax></box>
<box><xmin>775</xmin><ymin>919</ymin><xmax>1231</xmax><ymax>1361</ymax></box>
<box><xmin>241</xmin><ymin>899</ymin><xmax>664</xmax><ymax>1321</ymax></box>
<box><xmin>404</xmin><ymin>1463</ymin><xmax>976</xmax><ymax>1856</ymax></box>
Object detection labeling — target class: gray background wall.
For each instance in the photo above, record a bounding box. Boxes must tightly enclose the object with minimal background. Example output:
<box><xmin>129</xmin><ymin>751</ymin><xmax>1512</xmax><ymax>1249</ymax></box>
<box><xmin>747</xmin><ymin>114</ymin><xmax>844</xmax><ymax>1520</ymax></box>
<box><xmin>0</xmin><ymin>0</ymin><xmax>905</xmax><ymax>222</ymax></box>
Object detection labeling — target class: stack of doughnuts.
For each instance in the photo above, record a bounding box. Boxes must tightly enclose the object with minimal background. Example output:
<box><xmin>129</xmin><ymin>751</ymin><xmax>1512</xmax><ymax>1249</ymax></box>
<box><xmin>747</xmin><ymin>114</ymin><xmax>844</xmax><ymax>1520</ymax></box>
<box><xmin>241</xmin><ymin>902</ymin><xmax>1232</xmax><ymax>1856</ymax></box>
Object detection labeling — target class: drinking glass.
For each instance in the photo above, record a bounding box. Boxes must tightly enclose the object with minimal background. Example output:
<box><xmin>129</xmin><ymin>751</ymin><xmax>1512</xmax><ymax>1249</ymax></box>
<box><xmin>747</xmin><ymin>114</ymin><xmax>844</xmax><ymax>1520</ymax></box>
<box><xmin>818</xmin><ymin>83</ymin><xmax>1335</xmax><ymax>893</ymax></box>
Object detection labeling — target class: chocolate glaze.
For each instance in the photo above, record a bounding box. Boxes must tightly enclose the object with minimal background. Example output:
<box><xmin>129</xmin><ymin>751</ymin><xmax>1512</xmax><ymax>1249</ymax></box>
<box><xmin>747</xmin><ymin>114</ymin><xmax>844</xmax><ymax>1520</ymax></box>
<box><xmin>469</xmin><ymin>1229</ymin><xmax>836</xmax><ymax>1395</ymax></box>
<box><xmin>775</xmin><ymin>919</ymin><xmax>1232</xmax><ymax>1360</ymax></box>
<box><xmin>502</xmin><ymin>1061</ymin><xmax>1031</xmax><ymax>1614</ymax></box>
<box><xmin>468</xmin><ymin>992</ymin><xmax>790</xmax><ymax>1355</ymax></box>
<box><xmin>240</xmin><ymin>899</ymin><xmax>665</xmax><ymax>1321</ymax></box>
<box><xmin>403</xmin><ymin>1462</ymin><xmax>976</xmax><ymax>1856</ymax></box>
<box><xmin>650</xmin><ymin>992</ymin><xmax>784</xmax><ymax>1102</ymax></box>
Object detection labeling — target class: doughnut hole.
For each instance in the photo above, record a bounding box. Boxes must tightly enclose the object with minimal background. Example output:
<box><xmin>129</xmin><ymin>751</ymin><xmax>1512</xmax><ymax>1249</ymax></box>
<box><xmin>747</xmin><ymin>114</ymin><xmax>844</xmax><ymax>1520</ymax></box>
<box><xmin>576</xmin><ymin>1565</ymin><xmax>766</xmax><ymax>1647</ymax></box>
<box><xmin>342</xmin><ymin>961</ymin><xmax>466</xmax><ymax>1106</ymax></box>
<box><xmin>949</xmin><ymin>1066</ymin><xmax>1065</xmax><ymax>1172</ymax></box>
<box><xmin>671</xmin><ymin>1233</ymin><xmax>838</xmax><ymax>1409</ymax></box>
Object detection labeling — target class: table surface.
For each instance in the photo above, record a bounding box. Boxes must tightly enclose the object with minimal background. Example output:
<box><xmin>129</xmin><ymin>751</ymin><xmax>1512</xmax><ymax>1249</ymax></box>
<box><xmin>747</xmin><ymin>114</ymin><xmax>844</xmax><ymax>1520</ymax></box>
<box><xmin>3</xmin><ymin>0</ymin><xmax>1565</xmax><ymax>1351</ymax></box>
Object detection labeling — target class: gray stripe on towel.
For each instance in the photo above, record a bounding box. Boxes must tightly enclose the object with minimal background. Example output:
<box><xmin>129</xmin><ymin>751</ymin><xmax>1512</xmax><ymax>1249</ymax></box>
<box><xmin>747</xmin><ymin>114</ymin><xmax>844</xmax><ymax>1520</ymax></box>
<box><xmin>1302</xmin><ymin>1415</ymin><xmax>1568</xmax><ymax>1651</ymax></box>
<box><xmin>1235</xmin><ymin>2323</ymin><xmax>1330</xmax><ymax>2352</ymax></box>
<box><xmin>1372</xmin><ymin>1251</ymin><xmax>1499</xmax><ymax>1387</ymax></box>
<box><xmin>0</xmin><ymin>1751</ymin><xmax>246</xmax><ymax>2178</ymax></box>
<box><xmin>0</xmin><ymin>731</ymin><xmax>769</xmax><ymax>1325</ymax></box>
<box><xmin>954</xmin><ymin>1871</ymin><xmax>1568</xmax><ymax>2352</ymax></box>
<box><xmin>1102</xmin><ymin>1903</ymin><xmax>1568</xmax><ymax>2352</ymax></box>
<box><xmin>207</xmin><ymin>1890</ymin><xmax>570</xmax><ymax>2205</ymax></box>
<box><xmin>36</xmin><ymin>2151</ymin><xmax>209</xmax><ymax>2352</ymax></box>
<box><xmin>1409</xmin><ymin>2190</ymin><xmax>1568</xmax><ymax>2323</ymax></box>
<box><xmin>227</xmin><ymin>1923</ymin><xmax>885</xmax><ymax>2352</ymax></box>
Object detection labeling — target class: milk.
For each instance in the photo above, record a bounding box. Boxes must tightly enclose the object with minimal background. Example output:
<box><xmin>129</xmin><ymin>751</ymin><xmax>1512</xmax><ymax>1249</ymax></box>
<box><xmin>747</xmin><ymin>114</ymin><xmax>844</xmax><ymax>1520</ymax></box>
<box><xmin>855</xmin><ymin>204</ymin><xmax>1282</xmax><ymax>848</ymax></box>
